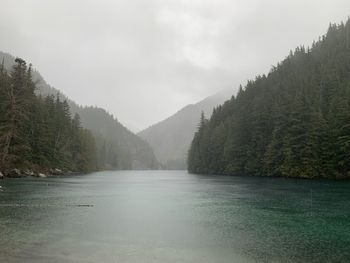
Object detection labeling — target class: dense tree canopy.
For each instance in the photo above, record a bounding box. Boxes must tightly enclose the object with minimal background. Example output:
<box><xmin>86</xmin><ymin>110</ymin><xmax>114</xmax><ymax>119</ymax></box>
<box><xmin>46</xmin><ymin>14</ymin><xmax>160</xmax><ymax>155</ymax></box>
<box><xmin>74</xmin><ymin>106</ymin><xmax>158</xmax><ymax>170</ymax></box>
<box><xmin>188</xmin><ymin>20</ymin><xmax>350</xmax><ymax>179</ymax></box>
<box><xmin>0</xmin><ymin>58</ymin><xmax>97</xmax><ymax>173</ymax></box>
<box><xmin>0</xmin><ymin>51</ymin><xmax>159</xmax><ymax>173</ymax></box>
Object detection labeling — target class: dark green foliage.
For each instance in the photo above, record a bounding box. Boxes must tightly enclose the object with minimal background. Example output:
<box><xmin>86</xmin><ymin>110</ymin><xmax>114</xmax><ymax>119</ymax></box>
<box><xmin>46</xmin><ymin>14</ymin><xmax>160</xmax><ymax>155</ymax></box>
<box><xmin>188</xmin><ymin>20</ymin><xmax>350</xmax><ymax>179</ymax></box>
<box><xmin>0</xmin><ymin>58</ymin><xmax>97</xmax><ymax>173</ymax></box>
<box><xmin>74</xmin><ymin>106</ymin><xmax>158</xmax><ymax>170</ymax></box>
<box><xmin>138</xmin><ymin>90</ymin><xmax>231</xmax><ymax>169</ymax></box>
<box><xmin>0</xmin><ymin>51</ymin><xmax>159</xmax><ymax>171</ymax></box>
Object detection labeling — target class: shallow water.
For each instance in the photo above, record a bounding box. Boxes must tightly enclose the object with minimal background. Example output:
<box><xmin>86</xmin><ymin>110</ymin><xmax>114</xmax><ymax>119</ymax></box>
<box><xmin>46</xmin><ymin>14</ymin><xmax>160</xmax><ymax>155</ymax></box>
<box><xmin>0</xmin><ymin>170</ymin><xmax>350</xmax><ymax>262</ymax></box>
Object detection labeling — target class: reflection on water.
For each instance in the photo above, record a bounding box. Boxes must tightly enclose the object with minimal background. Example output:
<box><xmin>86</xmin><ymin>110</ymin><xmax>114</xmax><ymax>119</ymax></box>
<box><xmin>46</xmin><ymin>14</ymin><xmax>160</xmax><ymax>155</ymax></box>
<box><xmin>1</xmin><ymin>171</ymin><xmax>350</xmax><ymax>262</ymax></box>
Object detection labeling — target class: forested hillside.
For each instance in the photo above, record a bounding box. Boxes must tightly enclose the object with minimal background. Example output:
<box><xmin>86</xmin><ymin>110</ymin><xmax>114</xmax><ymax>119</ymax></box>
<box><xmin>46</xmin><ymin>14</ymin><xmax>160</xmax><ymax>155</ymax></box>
<box><xmin>75</xmin><ymin>106</ymin><xmax>158</xmax><ymax>170</ymax></box>
<box><xmin>0</xmin><ymin>51</ymin><xmax>159</xmax><ymax>170</ymax></box>
<box><xmin>139</xmin><ymin>90</ymin><xmax>232</xmax><ymax>169</ymax></box>
<box><xmin>0</xmin><ymin>58</ymin><xmax>97</xmax><ymax>174</ymax></box>
<box><xmin>188</xmin><ymin>20</ymin><xmax>350</xmax><ymax>179</ymax></box>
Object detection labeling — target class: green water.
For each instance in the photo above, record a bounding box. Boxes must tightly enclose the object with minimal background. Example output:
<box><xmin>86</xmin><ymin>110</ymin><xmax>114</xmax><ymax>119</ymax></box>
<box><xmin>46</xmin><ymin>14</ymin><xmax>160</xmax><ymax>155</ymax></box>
<box><xmin>0</xmin><ymin>171</ymin><xmax>350</xmax><ymax>262</ymax></box>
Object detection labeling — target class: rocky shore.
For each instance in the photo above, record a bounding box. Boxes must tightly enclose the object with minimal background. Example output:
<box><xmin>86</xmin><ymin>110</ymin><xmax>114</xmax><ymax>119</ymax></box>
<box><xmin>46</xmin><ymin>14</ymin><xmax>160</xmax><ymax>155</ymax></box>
<box><xmin>0</xmin><ymin>168</ymin><xmax>66</xmax><ymax>179</ymax></box>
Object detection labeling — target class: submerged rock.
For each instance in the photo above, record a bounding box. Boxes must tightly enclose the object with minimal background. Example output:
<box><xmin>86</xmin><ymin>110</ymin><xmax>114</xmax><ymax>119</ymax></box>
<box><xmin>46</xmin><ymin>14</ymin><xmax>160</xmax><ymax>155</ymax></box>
<box><xmin>38</xmin><ymin>173</ymin><xmax>47</xmax><ymax>178</ymax></box>
<box><xmin>32</xmin><ymin>172</ymin><xmax>47</xmax><ymax>178</ymax></box>
<box><xmin>50</xmin><ymin>168</ymin><xmax>64</xmax><ymax>176</ymax></box>
<box><xmin>24</xmin><ymin>170</ymin><xmax>34</xmax><ymax>177</ymax></box>
<box><xmin>7</xmin><ymin>169</ymin><xmax>23</xmax><ymax>178</ymax></box>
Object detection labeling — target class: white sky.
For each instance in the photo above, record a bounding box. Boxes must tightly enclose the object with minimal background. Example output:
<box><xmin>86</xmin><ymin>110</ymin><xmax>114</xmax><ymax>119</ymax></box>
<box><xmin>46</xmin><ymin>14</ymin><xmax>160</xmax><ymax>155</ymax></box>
<box><xmin>1</xmin><ymin>0</ymin><xmax>349</xmax><ymax>131</ymax></box>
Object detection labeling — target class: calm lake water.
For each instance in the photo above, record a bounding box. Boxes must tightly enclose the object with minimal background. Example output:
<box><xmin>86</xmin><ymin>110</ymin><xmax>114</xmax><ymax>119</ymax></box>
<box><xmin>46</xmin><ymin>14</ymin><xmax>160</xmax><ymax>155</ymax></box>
<box><xmin>0</xmin><ymin>170</ymin><xmax>350</xmax><ymax>263</ymax></box>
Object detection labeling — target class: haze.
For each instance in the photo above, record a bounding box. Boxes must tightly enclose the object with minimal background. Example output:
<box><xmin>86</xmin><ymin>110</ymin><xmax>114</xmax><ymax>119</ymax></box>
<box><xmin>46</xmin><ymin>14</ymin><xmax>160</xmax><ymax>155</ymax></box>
<box><xmin>0</xmin><ymin>0</ymin><xmax>349</xmax><ymax>131</ymax></box>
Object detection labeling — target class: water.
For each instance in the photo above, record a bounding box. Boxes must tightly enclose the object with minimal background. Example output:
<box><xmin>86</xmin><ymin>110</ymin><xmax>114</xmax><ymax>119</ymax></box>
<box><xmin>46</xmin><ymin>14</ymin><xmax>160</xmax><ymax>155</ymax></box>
<box><xmin>0</xmin><ymin>170</ymin><xmax>350</xmax><ymax>263</ymax></box>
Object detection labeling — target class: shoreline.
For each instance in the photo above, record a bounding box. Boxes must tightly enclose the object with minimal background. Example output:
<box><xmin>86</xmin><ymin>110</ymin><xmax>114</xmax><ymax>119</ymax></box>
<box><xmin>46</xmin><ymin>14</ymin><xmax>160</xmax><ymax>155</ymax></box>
<box><xmin>0</xmin><ymin>168</ymin><xmax>79</xmax><ymax>179</ymax></box>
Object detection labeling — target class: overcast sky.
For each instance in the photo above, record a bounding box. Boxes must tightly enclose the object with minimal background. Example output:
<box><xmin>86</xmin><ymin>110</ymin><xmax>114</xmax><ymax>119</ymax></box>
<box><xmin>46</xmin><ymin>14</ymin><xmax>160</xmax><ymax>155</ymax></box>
<box><xmin>0</xmin><ymin>0</ymin><xmax>349</xmax><ymax>131</ymax></box>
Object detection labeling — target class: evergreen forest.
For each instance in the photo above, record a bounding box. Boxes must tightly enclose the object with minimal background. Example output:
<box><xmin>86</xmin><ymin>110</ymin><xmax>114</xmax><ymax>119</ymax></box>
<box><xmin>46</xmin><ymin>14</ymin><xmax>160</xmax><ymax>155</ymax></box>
<box><xmin>188</xmin><ymin>20</ymin><xmax>350</xmax><ymax>179</ymax></box>
<box><xmin>0</xmin><ymin>58</ymin><xmax>97</xmax><ymax>173</ymax></box>
<box><xmin>0</xmin><ymin>52</ymin><xmax>159</xmax><ymax>176</ymax></box>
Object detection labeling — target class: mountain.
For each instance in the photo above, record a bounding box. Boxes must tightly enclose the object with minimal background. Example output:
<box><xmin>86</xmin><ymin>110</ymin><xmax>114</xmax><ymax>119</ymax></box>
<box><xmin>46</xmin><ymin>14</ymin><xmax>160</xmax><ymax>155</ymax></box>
<box><xmin>138</xmin><ymin>89</ymin><xmax>234</xmax><ymax>169</ymax></box>
<box><xmin>73</xmin><ymin>106</ymin><xmax>158</xmax><ymax>170</ymax></box>
<box><xmin>188</xmin><ymin>20</ymin><xmax>350</xmax><ymax>179</ymax></box>
<box><xmin>0</xmin><ymin>51</ymin><xmax>159</xmax><ymax>170</ymax></box>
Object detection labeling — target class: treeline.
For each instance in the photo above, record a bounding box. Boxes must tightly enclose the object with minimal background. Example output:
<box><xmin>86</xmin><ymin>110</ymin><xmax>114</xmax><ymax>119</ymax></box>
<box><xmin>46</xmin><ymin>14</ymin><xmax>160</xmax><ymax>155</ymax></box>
<box><xmin>188</xmin><ymin>19</ymin><xmax>350</xmax><ymax>179</ymax></box>
<box><xmin>73</xmin><ymin>106</ymin><xmax>159</xmax><ymax>170</ymax></box>
<box><xmin>0</xmin><ymin>53</ymin><xmax>159</xmax><ymax>174</ymax></box>
<box><xmin>0</xmin><ymin>58</ymin><xmax>97</xmax><ymax>173</ymax></box>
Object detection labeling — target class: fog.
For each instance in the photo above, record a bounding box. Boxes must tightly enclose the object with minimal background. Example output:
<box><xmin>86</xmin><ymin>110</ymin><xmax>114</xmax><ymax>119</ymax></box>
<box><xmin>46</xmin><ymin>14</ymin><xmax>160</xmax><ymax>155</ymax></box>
<box><xmin>0</xmin><ymin>0</ymin><xmax>349</xmax><ymax>131</ymax></box>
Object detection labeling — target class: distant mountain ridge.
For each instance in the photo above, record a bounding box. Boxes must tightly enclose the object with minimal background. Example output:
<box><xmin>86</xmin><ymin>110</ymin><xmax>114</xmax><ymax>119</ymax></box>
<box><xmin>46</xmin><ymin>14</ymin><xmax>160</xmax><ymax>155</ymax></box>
<box><xmin>0</xmin><ymin>51</ymin><xmax>159</xmax><ymax>170</ymax></box>
<box><xmin>138</xmin><ymin>89</ymin><xmax>235</xmax><ymax>169</ymax></box>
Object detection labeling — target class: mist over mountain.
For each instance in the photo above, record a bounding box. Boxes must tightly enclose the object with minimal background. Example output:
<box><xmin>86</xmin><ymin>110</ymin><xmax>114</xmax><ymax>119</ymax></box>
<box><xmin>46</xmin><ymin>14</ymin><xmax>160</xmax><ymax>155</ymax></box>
<box><xmin>138</xmin><ymin>89</ymin><xmax>234</xmax><ymax>169</ymax></box>
<box><xmin>0</xmin><ymin>51</ymin><xmax>159</xmax><ymax>170</ymax></box>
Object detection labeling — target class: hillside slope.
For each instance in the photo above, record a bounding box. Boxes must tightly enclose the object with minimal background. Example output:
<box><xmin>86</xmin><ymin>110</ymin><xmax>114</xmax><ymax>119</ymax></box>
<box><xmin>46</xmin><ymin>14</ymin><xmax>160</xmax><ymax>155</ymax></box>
<box><xmin>188</xmin><ymin>20</ymin><xmax>350</xmax><ymax>179</ymax></box>
<box><xmin>0</xmin><ymin>51</ymin><xmax>159</xmax><ymax>170</ymax></box>
<box><xmin>139</xmin><ymin>89</ymin><xmax>234</xmax><ymax>169</ymax></box>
